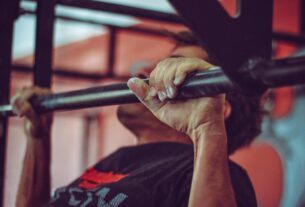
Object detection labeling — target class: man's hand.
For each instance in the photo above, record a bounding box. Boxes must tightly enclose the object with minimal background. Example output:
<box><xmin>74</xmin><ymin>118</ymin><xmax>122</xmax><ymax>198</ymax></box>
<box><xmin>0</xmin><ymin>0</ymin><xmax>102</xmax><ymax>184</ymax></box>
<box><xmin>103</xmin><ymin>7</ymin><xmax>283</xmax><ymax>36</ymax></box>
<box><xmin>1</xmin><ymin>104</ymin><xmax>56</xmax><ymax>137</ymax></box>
<box><xmin>128</xmin><ymin>57</ymin><xmax>236</xmax><ymax>207</ymax></box>
<box><xmin>11</xmin><ymin>86</ymin><xmax>53</xmax><ymax>206</ymax></box>
<box><xmin>127</xmin><ymin>57</ymin><xmax>225</xmax><ymax>140</ymax></box>
<box><xmin>10</xmin><ymin>86</ymin><xmax>53</xmax><ymax>138</ymax></box>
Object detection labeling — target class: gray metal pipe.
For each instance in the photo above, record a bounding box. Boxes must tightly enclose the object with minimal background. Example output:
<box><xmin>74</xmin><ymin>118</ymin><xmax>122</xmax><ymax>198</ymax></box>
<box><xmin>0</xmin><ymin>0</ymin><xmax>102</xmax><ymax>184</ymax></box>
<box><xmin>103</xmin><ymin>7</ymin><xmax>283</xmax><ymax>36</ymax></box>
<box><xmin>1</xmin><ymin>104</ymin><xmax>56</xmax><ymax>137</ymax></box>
<box><xmin>1</xmin><ymin>56</ymin><xmax>305</xmax><ymax>117</ymax></box>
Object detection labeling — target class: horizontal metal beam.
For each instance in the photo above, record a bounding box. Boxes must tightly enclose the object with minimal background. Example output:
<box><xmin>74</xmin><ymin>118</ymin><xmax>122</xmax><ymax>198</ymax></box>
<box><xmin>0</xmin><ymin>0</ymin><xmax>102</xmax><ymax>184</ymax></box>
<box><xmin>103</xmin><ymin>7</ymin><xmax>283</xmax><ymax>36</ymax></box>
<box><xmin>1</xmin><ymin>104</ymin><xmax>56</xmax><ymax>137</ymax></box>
<box><xmin>2</xmin><ymin>56</ymin><xmax>305</xmax><ymax>117</ymax></box>
<box><xmin>273</xmin><ymin>31</ymin><xmax>305</xmax><ymax>45</ymax></box>
<box><xmin>20</xmin><ymin>9</ymin><xmax>168</xmax><ymax>37</ymax></box>
<box><xmin>25</xmin><ymin>0</ymin><xmax>183</xmax><ymax>24</ymax></box>
<box><xmin>12</xmin><ymin>64</ymin><xmax>129</xmax><ymax>81</ymax></box>
<box><xmin>21</xmin><ymin>8</ymin><xmax>305</xmax><ymax>45</ymax></box>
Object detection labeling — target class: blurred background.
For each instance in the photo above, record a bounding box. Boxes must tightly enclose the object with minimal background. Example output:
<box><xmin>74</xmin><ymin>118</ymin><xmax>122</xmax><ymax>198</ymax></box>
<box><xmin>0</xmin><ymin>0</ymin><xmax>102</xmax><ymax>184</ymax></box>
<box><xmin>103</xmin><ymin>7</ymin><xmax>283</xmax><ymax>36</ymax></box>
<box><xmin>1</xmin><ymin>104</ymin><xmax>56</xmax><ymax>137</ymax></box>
<box><xmin>4</xmin><ymin>0</ymin><xmax>305</xmax><ymax>206</ymax></box>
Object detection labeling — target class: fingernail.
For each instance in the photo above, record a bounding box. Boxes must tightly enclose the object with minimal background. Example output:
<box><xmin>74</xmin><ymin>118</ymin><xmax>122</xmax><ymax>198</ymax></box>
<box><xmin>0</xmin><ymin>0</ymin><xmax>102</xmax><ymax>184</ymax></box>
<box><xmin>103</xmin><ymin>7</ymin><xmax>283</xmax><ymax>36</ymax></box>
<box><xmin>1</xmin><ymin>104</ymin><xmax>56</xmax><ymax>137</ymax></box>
<box><xmin>209</xmin><ymin>66</ymin><xmax>221</xmax><ymax>70</ymax></box>
<box><xmin>174</xmin><ymin>76</ymin><xmax>183</xmax><ymax>86</ymax></box>
<box><xmin>128</xmin><ymin>77</ymin><xmax>138</xmax><ymax>84</ymax></box>
<box><xmin>166</xmin><ymin>85</ymin><xmax>174</xmax><ymax>98</ymax></box>
<box><xmin>158</xmin><ymin>91</ymin><xmax>167</xmax><ymax>102</ymax></box>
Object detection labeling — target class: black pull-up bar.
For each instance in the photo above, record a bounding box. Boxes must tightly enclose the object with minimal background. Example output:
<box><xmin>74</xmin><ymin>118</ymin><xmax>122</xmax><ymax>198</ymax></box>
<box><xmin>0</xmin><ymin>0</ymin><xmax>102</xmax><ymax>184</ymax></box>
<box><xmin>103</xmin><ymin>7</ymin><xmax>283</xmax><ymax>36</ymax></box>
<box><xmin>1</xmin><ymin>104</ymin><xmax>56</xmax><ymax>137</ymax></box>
<box><xmin>1</xmin><ymin>56</ymin><xmax>305</xmax><ymax>117</ymax></box>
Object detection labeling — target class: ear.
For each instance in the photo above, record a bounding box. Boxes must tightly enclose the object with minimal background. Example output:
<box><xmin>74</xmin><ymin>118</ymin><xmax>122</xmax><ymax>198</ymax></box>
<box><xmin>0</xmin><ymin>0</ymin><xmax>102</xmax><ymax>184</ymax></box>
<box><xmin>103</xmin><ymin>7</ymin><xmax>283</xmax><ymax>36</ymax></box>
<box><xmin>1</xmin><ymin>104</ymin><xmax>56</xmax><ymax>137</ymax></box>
<box><xmin>224</xmin><ymin>100</ymin><xmax>232</xmax><ymax>119</ymax></box>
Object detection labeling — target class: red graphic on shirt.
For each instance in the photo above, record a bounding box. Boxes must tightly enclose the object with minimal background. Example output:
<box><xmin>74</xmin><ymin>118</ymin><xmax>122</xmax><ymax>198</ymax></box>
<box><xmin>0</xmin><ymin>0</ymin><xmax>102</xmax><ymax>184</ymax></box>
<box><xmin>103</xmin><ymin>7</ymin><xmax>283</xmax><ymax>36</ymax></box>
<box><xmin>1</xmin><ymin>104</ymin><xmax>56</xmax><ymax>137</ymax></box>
<box><xmin>79</xmin><ymin>168</ymin><xmax>128</xmax><ymax>189</ymax></box>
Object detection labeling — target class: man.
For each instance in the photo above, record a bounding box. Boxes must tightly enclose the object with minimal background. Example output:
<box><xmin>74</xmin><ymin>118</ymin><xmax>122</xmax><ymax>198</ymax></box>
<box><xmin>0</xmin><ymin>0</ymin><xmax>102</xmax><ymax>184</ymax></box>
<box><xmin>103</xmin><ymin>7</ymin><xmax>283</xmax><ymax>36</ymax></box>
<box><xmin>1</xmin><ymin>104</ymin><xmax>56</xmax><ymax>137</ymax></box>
<box><xmin>12</xmin><ymin>31</ymin><xmax>262</xmax><ymax>206</ymax></box>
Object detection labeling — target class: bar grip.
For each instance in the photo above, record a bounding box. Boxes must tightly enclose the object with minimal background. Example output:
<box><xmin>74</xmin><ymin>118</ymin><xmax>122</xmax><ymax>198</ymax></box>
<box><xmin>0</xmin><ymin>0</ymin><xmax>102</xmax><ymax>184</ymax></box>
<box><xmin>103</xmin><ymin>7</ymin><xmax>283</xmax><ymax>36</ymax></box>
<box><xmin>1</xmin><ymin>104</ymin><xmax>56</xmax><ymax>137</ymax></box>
<box><xmin>0</xmin><ymin>68</ymin><xmax>234</xmax><ymax>117</ymax></box>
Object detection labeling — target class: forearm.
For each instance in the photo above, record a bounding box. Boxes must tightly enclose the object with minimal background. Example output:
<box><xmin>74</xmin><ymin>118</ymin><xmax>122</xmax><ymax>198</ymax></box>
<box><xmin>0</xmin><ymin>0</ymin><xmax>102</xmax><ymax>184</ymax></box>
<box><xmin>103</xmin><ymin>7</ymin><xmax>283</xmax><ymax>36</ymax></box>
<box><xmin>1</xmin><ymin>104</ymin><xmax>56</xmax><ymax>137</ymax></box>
<box><xmin>16</xmin><ymin>135</ymin><xmax>51</xmax><ymax>207</ymax></box>
<box><xmin>188</xmin><ymin>122</ymin><xmax>236</xmax><ymax>207</ymax></box>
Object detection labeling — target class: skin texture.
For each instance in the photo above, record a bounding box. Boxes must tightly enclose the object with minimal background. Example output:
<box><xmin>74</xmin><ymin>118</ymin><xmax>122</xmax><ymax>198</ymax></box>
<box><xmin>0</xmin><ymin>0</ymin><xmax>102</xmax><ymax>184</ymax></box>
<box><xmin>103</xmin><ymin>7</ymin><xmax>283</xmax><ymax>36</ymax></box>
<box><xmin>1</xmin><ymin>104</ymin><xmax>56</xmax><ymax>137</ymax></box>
<box><xmin>11</xmin><ymin>87</ymin><xmax>52</xmax><ymax>207</ymax></box>
<box><xmin>13</xmin><ymin>45</ymin><xmax>236</xmax><ymax>207</ymax></box>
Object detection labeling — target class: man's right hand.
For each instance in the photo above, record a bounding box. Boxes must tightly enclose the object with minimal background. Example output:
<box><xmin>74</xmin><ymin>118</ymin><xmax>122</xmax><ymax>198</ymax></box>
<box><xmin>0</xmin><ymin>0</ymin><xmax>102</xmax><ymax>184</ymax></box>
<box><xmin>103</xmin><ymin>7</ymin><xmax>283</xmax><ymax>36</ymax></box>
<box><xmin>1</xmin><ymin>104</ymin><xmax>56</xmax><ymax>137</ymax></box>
<box><xmin>10</xmin><ymin>86</ymin><xmax>53</xmax><ymax>138</ymax></box>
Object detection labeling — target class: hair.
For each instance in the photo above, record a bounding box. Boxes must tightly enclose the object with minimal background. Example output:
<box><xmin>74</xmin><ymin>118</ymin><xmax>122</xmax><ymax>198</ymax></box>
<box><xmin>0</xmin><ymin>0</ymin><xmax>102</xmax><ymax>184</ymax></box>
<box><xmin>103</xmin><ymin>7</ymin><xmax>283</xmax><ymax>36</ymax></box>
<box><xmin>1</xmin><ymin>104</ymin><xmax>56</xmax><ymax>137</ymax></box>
<box><xmin>167</xmin><ymin>30</ymin><xmax>264</xmax><ymax>154</ymax></box>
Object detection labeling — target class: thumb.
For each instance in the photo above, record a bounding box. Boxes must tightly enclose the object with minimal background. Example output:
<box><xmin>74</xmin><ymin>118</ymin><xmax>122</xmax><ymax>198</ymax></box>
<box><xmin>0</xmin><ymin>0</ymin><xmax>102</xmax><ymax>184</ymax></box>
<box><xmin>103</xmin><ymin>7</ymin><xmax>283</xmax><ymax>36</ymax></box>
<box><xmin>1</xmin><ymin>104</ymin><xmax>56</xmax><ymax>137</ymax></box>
<box><xmin>127</xmin><ymin>77</ymin><xmax>163</xmax><ymax>111</ymax></box>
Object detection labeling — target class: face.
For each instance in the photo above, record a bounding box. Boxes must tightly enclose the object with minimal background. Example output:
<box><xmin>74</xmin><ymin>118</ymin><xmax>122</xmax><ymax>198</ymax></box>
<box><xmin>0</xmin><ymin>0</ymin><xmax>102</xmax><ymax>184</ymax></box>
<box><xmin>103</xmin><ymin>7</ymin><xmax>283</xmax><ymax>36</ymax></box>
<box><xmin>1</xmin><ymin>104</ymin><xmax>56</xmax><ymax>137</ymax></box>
<box><xmin>117</xmin><ymin>45</ymin><xmax>209</xmax><ymax>129</ymax></box>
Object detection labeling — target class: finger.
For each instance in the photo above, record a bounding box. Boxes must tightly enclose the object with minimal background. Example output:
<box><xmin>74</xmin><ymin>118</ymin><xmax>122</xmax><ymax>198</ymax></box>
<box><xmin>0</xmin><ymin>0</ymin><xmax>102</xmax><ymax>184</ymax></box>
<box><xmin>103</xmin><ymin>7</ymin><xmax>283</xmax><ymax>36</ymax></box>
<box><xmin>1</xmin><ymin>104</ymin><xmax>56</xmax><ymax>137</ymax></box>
<box><xmin>11</xmin><ymin>88</ymin><xmax>36</xmax><ymax>116</ymax></box>
<box><xmin>174</xmin><ymin>58</ymin><xmax>214</xmax><ymax>86</ymax></box>
<box><xmin>17</xmin><ymin>101</ymin><xmax>39</xmax><ymax>121</ymax></box>
<box><xmin>149</xmin><ymin>62</ymin><xmax>167</xmax><ymax>102</ymax></box>
<box><xmin>127</xmin><ymin>77</ymin><xmax>163</xmax><ymax>111</ymax></box>
<box><xmin>150</xmin><ymin>61</ymin><xmax>166</xmax><ymax>91</ymax></box>
<box><xmin>162</xmin><ymin>64</ymin><xmax>179</xmax><ymax>99</ymax></box>
<box><xmin>10</xmin><ymin>86</ymin><xmax>51</xmax><ymax>117</ymax></box>
<box><xmin>151</xmin><ymin>59</ymin><xmax>177</xmax><ymax>100</ymax></box>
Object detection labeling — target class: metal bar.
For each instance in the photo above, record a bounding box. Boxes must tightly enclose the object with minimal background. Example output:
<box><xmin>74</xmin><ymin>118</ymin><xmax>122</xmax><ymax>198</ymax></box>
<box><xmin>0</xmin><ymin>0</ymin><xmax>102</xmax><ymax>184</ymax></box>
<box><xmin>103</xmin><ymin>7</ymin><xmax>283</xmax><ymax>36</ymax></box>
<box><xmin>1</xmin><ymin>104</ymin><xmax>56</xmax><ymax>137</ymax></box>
<box><xmin>20</xmin><ymin>9</ymin><xmax>174</xmax><ymax>37</ymax></box>
<box><xmin>12</xmin><ymin>64</ymin><xmax>130</xmax><ymax>81</ymax></box>
<box><xmin>107</xmin><ymin>27</ymin><xmax>116</xmax><ymax>77</ymax></box>
<box><xmin>1</xmin><ymin>56</ymin><xmax>305</xmax><ymax>117</ymax></box>
<box><xmin>273</xmin><ymin>31</ymin><xmax>305</xmax><ymax>45</ymax></box>
<box><xmin>33</xmin><ymin>0</ymin><xmax>56</xmax><ymax>87</ymax></box>
<box><xmin>25</xmin><ymin>0</ymin><xmax>182</xmax><ymax>24</ymax></box>
<box><xmin>251</xmin><ymin>56</ymin><xmax>305</xmax><ymax>87</ymax></box>
<box><xmin>13</xmin><ymin>64</ymin><xmax>103</xmax><ymax>81</ymax></box>
<box><xmin>0</xmin><ymin>68</ymin><xmax>233</xmax><ymax>116</ymax></box>
<box><xmin>0</xmin><ymin>0</ymin><xmax>19</xmax><ymax>205</ymax></box>
<box><xmin>20</xmin><ymin>8</ymin><xmax>305</xmax><ymax>44</ymax></box>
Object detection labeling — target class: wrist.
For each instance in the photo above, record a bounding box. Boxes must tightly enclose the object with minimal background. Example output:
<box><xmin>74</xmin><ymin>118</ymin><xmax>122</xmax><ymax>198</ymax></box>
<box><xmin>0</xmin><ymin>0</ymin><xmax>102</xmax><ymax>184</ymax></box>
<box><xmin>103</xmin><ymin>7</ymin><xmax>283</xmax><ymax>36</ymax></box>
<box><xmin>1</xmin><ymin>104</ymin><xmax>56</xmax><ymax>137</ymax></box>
<box><xmin>24</xmin><ymin>116</ymin><xmax>53</xmax><ymax>139</ymax></box>
<box><xmin>189</xmin><ymin>120</ymin><xmax>226</xmax><ymax>142</ymax></box>
<box><xmin>192</xmin><ymin>122</ymin><xmax>229</xmax><ymax>160</ymax></box>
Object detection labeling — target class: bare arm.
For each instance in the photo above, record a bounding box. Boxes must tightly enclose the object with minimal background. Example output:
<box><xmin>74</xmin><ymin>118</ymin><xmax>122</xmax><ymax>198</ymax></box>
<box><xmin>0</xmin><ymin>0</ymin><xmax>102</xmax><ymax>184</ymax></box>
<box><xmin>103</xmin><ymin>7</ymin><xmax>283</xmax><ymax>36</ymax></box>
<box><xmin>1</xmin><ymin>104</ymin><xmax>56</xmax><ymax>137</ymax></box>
<box><xmin>127</xmin><ymin>57</ymin><xmax>237</xmax><ymax>207</ymax></box>
<box><xmin>188</xmin><ymin>123</ymin><xmax>236</xmax><ymax>207</ymax></box>
<box><xmin>11</xmin><ymin>87</ymin><xmax>53</xmax><ymax>207</ymax></box>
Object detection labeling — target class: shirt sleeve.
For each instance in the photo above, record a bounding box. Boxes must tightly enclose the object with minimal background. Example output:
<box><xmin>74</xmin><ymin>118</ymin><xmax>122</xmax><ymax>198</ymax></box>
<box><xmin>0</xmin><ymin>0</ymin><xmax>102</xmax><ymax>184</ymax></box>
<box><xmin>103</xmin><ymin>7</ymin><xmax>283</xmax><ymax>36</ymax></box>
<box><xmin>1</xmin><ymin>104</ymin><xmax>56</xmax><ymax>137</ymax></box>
<box><xmin>229</xmin><ymin>161</ymin><xmax>258</xmax><ymax>207</ymax></box>
<box><xmin>176</xmin><ymin>161</ymin><xmax>257</xmax><ymax>207</ymax></box>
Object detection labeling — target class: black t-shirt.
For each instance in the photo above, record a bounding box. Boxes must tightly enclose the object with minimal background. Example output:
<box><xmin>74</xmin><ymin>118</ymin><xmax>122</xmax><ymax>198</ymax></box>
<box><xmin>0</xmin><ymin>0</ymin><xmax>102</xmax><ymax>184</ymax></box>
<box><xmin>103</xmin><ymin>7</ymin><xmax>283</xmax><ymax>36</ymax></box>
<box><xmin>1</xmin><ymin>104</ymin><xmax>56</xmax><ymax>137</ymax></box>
<box><xmin>46</xmin><ymin>142</ymin><xmax>257</xmax><ymax>207</ymax></box>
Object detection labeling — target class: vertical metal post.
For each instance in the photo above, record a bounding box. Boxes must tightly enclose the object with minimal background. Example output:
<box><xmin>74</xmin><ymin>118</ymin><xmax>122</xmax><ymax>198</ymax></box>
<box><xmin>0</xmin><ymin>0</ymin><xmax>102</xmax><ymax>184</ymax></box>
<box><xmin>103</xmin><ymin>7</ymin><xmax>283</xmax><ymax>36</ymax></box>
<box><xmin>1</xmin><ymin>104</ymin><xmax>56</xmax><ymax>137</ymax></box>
<box><xmin>107</xmin><ymin>27</ymin><xmax>117</xmax><ymax>78</ymax></box>
<box><xmin>0</xmin><ymin>0</ymin><xmax>19</xmax><ymax>206</ymax></box>
<box><xmin>34</xmin><ymin>0</ymin><xmax>56</xmax><ymax>87</ymax></box>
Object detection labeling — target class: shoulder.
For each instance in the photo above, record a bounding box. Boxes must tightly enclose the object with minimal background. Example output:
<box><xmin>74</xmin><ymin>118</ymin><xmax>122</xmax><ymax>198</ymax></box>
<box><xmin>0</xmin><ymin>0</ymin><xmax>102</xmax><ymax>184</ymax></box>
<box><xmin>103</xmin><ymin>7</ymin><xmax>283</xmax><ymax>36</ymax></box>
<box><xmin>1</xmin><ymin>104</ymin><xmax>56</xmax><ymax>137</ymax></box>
<box><xmin>229</xmin><ymin>160</ymin><xmax>257</xmax><ymax>207</ymax></box>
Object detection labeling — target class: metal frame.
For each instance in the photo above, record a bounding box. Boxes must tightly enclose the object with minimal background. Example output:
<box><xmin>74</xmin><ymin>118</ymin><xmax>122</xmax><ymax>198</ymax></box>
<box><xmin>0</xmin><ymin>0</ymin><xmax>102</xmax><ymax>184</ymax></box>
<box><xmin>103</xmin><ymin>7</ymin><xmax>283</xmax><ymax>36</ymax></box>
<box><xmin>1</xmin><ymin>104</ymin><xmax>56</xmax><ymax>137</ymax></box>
<box><xmin>33</xmin><ymin>0</ymin><xmax>55</xmax><ymax>87</ymax></box>
<box><xmin>0</xmin><ymin>0</ymin><xmax>305</xmax><ymax>205</ymax></box>
<box><xmin>17</xmin><ymin>1</ymin><xmax>305</xmax><ymax>83</ymax></box>
<box><xmin>0</xmin><ymin>0</ymin><xmax>20</xmax><ymax>206</ymax></box>
<box><xmin>169</xmin><ymin>0</ymin><xmax>273</xmax><ymax>95</ymax></box>
<box><xmin>26</xmin><ymin>0</ymin><xmax>183</xmax><ymax>24</ymax></box>
<box><xmin>107</xmin><ymin>27</ymin><xmax>117</xmax><ymax>77</ymax></box>
<box><xmin>12</xmin><ymin>64</ymin><xmax>129</xmax><ymax>81</ymax></box>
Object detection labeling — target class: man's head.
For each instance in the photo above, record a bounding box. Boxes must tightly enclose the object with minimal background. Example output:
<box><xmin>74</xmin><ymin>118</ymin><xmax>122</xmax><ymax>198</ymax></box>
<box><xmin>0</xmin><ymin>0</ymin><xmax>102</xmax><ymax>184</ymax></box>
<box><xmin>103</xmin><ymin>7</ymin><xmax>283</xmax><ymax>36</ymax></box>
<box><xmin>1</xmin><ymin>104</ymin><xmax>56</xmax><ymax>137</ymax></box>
<box><xmin>118</xmin><ymin>31</ymin><xmax>264</xmax><ymax>154</ymax></box>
